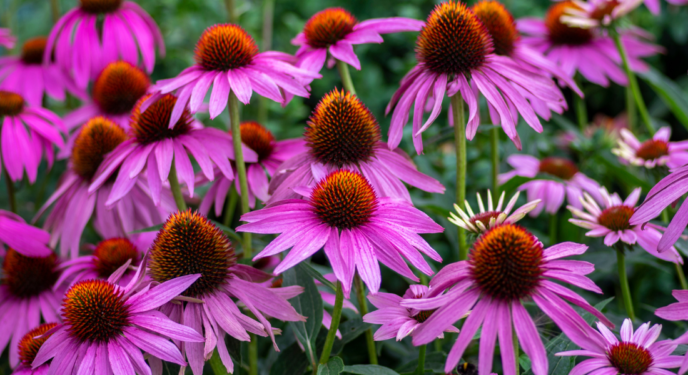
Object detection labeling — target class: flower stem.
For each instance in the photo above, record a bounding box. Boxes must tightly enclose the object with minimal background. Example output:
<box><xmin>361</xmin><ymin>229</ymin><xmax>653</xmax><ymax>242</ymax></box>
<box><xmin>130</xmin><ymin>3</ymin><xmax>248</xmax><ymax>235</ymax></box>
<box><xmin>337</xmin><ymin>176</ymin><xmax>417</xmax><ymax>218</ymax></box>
<box><xmin>676</xmin><ymin>263</ymin><xmax>688</xmax><ymax>290</ymax></box>
<box><xmin>249</xmin><ymin>334</ymin><xmax>258</xmax><ymax>375</ymax></box>
<box><xmin>451</xmin><ymin>94</ymin><xmax>467</xmax><ymax>261</ymax></box>
<box><xmin>491</xmin><ymin>126</ymin><xmax>499</xmax><ymax>201</ymax></box>
<box><xmin>229</xmin><ymin>92</ymin><xmax>253</xmax><ymax>258</ymax></box>
<box><xmin>616</xmin><ymin>248</ymin><xmax>636</xmax><ymax>320</ymax></box>
<box><xmin>318</xmin><ymin>280</ymin><xmax>344</xmax><ymax>366</ymax></box>
<box><xmin>336</xmin><ymin>59</ymin><xmax>357</xmax><ymax>96</ymax></box>
<box><xmin>223</xmin><ymin>187</ymin><xmax>239</xmax><ymax>227</ymax></box>
<box><xmin>549</xmin><ymin>213</ymin><xmax>557</xmax><ymax>246</ymax></box>
<box><xmin>574</xmin><ymin>77</ymin><xmax>587</xmax><ymax>132</ymax></box>
<box><xmin>168</xmin><ymin>162</ymin><xmax>187</xmax><ymax>211</ymax></box>
<box><xmin>224</xmin><ymin>0</ymin><xmax>237</xmax><ymax>23</ymax></box>
<box><xmin>626</xmin><ymin>86</ymin><xmax>637</xmax><ymax>133</ymax></box>
<box><xmin>612</xmin><ymin>32</ymin><xmax>653</xmax><ymax>135</ymax></box>
<box><xmin>208</xmin><ymin>349</ymin><xmax>226</xmax><ymax>375</ymax></box>
<box><xmin>514</xmin><ymin>329</ymin><xmax>520</xmax><ymax>375</ymax></box>
<box><xmin>355</xmin><ymin>274</ymin><xmax>378</xmax><ymax>364</ymax></box>
<box><xmin>50</xmin><ymin>0</ymin><xmax>59</xmax><ymax>24</ymax></box>
<box><xmin>415</xmin><ymin>345</ymin><xmax>427</xmax><ymax>375</ymax></box>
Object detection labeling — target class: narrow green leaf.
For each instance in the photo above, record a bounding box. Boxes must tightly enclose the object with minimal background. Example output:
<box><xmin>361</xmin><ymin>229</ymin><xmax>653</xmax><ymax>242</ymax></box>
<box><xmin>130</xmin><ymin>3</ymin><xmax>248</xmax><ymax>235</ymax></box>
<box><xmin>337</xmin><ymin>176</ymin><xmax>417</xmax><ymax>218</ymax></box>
<box><xmin>299</xmin><ymin>262</ymin><xmax>337</xmax><ymax>292</ymax></box>
<box><xmin>639</xmin><ymin>68</ymin><xmax>688</xmax><ymax>131</ymax></box>
<box><xmin>343</xmin><ymin>365</ymin><xmax>401</xmax><ymax>375</ymax></box>
<box><xmin>318</xmin><ymin>357</ymin><xmax>345</xmax><ymax>375</ymax></box>
<box><xmin>283</xmin><ymin>267</ymin><xmax>324</xmax><ymax>368</ymax></box>
<box><xmin>128</xmin><ymin>224</ymin><xmax>163</xmax><ymax>234</ymax></box>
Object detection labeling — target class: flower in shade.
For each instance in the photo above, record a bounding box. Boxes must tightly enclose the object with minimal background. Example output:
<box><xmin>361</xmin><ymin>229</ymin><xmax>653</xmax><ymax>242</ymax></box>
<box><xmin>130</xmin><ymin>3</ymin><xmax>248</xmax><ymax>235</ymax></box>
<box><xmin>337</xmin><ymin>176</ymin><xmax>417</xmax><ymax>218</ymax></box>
<box><xmin>499</xmin><ymin>154</ymin><xmax>602</xmax><ymax>216</ymax></box>
<box><xmin>31</xmin><ymin>272</ymin><xmax>206</xmax><ymax>373</ymax></box>
<box><xmin>645</xmin><ymin>0</ymin><xmax>688</xmax><ymax>13</ymax></box>
<box><xmin>613</xmin><ymin>127</ymin><xmax>688</xmax><ymax>169</ymax></box>
<box><xmin>364</xmin><ymin>284</ymin><xmax>459</xmax><ymax>341</ymax></box>
<box><xmin>0</xmin><ymin>91</ymin><xmax>65</xmax><ymax>183</ymax></box>
<box><xmin>149</xmin><ymin>210</ymin><xmax>305</xmax><ymax>375</ymax></box>
<box><xmin>449</xmin><ymin>190</ymin><xmax>541</xmax><ymax>234</ymax></box>
<box><xmin>655</xmin><ymin>290</ymin><xmax>688</xmax><ymax>374</ymax></box>
<box><xmin>268</xmin><ymin>89</ymin><xmax>444</xmax><ymax>204</ymax></box>
<box><xmin>401</xmin><ymin>223</ymin><xmax>611</xmax><ymax>375</ymax></box>
<box><xmin>0</xmin><ymin>250</ymin><xmax>63</xmax><ymax>367</ymax></box>
<box><xmin>0</xmin><ymin>210</ymin><xmax>51</xmax><ymax>257</ymax></box>
<box><xmin>238</xmin><ymin>169</ymin><xmax>444</xmax><ymax>296</ymax></box>
<box><xmin>569</xmin><ymin>187</ymin><xmax>683</xmax><ymax>263</ymax></box>
<box><xmin>387</xmin><ymin>1</ymin><xmax>565</xmax><ymax>153</ymax></box>
<box><xmin>556</xmin><ymin>319</ymin><xmax>681</xmax><ymax>375</ymax></box>
<box><xmin>88</xmin><ymin>93</ymin><xmax>257</xmax><ymax>206</ymax></box>
<box><xmin>0</xmin><ymin>37</ymin><xmax>84</xmax><ymax>106</ymax></box>
<box><xmin>35</xmin><ymin>116</ymin><xmax>173</xmax><ymax>259</ymax></box>
<box><xmin>199</xmin><ymin>121</ymin><xmax>307</xmax><ymax>214</ymax></box>
<box><xmin>46</xmin><ymin>0</ymin><xmax>164</xmax><ymax>89</ymax></box>
<box><xmin>518</xmin><ymin>1</ymin><xmax>662</xmax><ymax>87</ymax></box>
<box><xmin>0</xmin><ymin>28</ymin><xmax>15</xmax><ymax>48</ymax></box>
<box><xmin>148</xmin><ymin>24</ymin><xmax>320</xmax><ymax>127</ymax></box>
<box><xmin>292</xmin><ymin>7</ymin><xmax>424</xmax><ymax>73</ymax></box>
<box><xmin>560</xmin><ymin>0</ymin><xmax>643</xmax><ymax>28</ymax></box>
<box><xmin>12</xmin><ymin>323</ymin><xmax>57</xmax><ymax>375</ymax></box>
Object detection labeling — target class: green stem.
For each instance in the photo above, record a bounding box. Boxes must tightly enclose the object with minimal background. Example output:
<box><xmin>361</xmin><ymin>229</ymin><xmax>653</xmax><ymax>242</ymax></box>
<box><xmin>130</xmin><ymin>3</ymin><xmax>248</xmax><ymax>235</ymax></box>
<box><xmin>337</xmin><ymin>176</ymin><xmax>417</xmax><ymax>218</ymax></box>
<box><xmin>168</xmin><ymin>163</ymin><xmax>187</xmax><ymax>211</ymax></box>
<box><xmin>490</xmin><ymin>126</ymin><xmax>499</xmax><ymax>200</ymax></box>
<box><xmin>549</xmin><ymin>213</ymin><xmax>557</xmax><ymax>246</ymax></box>
<box><xmin>355</xmin><ymin>275</ymin><xmax>378</xmax><ymax>364</ymax></box>
<box><xmin>50</xmin><ymin>0</ymin><xmax>59</xmax><ymax>24</ymax></box>
<box><xmin>676</xmin><ymin>263</ymin><xmax>688</xmax><ymax>290</ymax></box>
<box><xmin>626</xmin><ymin>86</ymin><xmax>637</xmax><ymax>133</ymax></box>
<box><xmin>224</xmin><ymin>0</ymin><xmax>237</xmax><ymax>23</ymax></box>
<box><xmin>336</xmin><ymin>59</ymin><xmax>356</xmax><ymax>96</ymax></box>
<box><xmin>249</xmin><ymin>334</ymin><xmax>258</xmax><ymax>375</ymax></box>
<box><xmin>451</xmin><ymin>94</ymin><xmax>467</xmax><ymax>261</ymax></box>
<box><xmin>574</xmin><ymin>77</ymin><xmax>587</xmax><ymax>133</ymax></box>
<box><xmin>209</xmin><ymin>349</ymin><xmax>227</xmax><ymax>375</ymax></box>
<box><xmin>3</xmin><ymin>168</ymin><xmax>16</xmax><ymax>214</ymax></box>
<box><xmin>318</xmin><ymin>281</ymin><xmax>344</xmax><ymax>366</ymax></box>
<box><xmin>229</xmin><ymin>92</ymin><xmax>253</xmax><ymax>258</ymax></box>
<box><xmin>223</xmin><ymin>187</ymin><xmax>239</xmax><ymax>227</ymax></box>
<box><xmin>612</xmin><ymin>32</ymin><xmax>653</xmax><ymax>135</ymax></box>
<box><xmin>514</xmin><ymin>329</ymin><xmax>520</xmax><ymax>375</ymax></box>
<box><xmin>616</xmin><ymin>248</ymin><xmax>636</xmax><ymax>321</ymax></box>
<box><xmin>415</xmin><ymin>345</ymin><xmax>427</xmax><ymax>375</ymax></box>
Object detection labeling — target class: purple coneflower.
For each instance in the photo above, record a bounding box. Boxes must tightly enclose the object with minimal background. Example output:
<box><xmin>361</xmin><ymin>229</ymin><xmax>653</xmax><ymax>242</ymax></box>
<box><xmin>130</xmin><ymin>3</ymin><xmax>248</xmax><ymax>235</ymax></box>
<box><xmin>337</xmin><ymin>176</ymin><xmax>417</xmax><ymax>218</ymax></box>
<box><xmin>292</xmin><ymin>7</ymin><xmax>424</xmax><ymax>73</ymax></box>
<box><xmin>645</xmin><ymin>0</ymin><xmax>688</xmax><ymax>13</ymax></box>
<box><xmin>0</xmin><ymin>91</ymin><xmax>64</xmax><ymax>183</ymax></box>
<box><xmin>402</xmin><ymin>223</ymin><xmax>611</xmax><ymax>375</ymax></box>
<box><xmin>449</xmin><ymin>190</ymin><xmax>541</xmax><ymax>233</ymax></box>
<box><xmin>268</xmin><ymin>89</ymin><xmax>444</xmax><ymax>204</ymax></box>
<box><xmin>238</xmin><ymin>169</ymin><xmax>444</xmax><ymax>296</ymax></box>
<box><xmin>149</xmin><ymin>210</ymin><xmax>305</xmax><ymax>375</ymax></box>
<box><xmin>655</xmin><ymin>290</ymin><xmax>688</xmax><ymax>374</ymax></box>
<box><xmin>613</xmin><ymin>127</ymin><xmax>688</xmax><ymax>169</ymax></box>
<box><xmin>0</xmin><ymin>28</ymin><xmax>15</xmax><ymax>48</ymax></box>
<box><xmin>12</xmin><ymin>323</ymin><xmax>57</xmax><ymax>375</ymax></box>
<box><xmin>0</xmin><ymin>210</ymin><xmax>51</xmax><ymax>257</ymax></box>
<box><xmin>35</xmin><ymin>116</ymin><xmax>173</xmax><ymax>259</ymax></box>
<box><xmin>499</xmin><ymin>154</ymin><xmax>602</xmax><ymax>216</ymax></box>
<box><xmin>561</xmin><ymin>0</ymin><xmax>643</xmax><ymax>28</ymax></box>
<box><xmin>46</xmin><ymin>0</ymin><xmax>164</xmax><ymax>89</ymax></box>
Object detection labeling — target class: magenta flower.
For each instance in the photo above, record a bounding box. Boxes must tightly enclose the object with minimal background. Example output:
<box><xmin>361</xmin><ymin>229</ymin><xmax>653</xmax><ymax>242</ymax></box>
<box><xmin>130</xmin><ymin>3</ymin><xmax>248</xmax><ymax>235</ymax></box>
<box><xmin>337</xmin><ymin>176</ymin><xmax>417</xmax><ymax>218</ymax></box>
<box><xmin>35</xmin><ymin>117</ymin><xmax>173</xmax><ymax>259</ymax></box>
<box><xmin>292</xmin><ymin>7</ymin><xmax>424</xmax><ymax>73</ymax></box>
<box><xmin>46</xmin><ymin>0</ymin><xmax>164</xmax><ymax>89</ymax></box>
<box><xmin>560</xmin><ymin>0</ymin><xmax>643</xmax><ymax>28</ymax></box>
<box><xmin>613</xmin><ymin>126</ymin><xmax>688</xmax><ymax>169</ymax></box>
<box><xmin>645</xmin><ymin>0</ymin><xmax>688</xmax><ymax>14</ymax></box>
<box><xmin>557</xmin><ymin>319</ymin><xmax>681</xmax><ymax>375</ymax></box>
<box><xmin>88</xmin><ymin>94</ymin><xmax>257</xmax><ymax>206</ymax></box>
<box><xmin>13</xmin><ymin>323</ymin><xmax>57</xmax><ymax>375</ymax></box>
<box><xmin>148</xmin><ymin>210</ymin><xmax>304</xmax><ymax>375</ymax></box>
<box><xmin>401</xmin><ymin>224</ymin><xmax>611</xmax><ymax>375</ymax></box>
<box><xmin>149</xmin><ymin>24</ymin><xmax>320</xmax><ymax>127</ymax></box>
<box><xmin>200</xmin><ymin>121</ymin><xmax>307</xmax><ymax>214</ymax></box>
<box><xmin>0</xmin><ymin>210</ymin><xmax>51</xmax><ymax>257</ymax></box>
<box><xmin>0</xmin><ymin>28</ymin><xmax>15</xmax><ymax>48</ymax></box>
<box><xmin>268</xmin><ymin>89</ymin><xmax>444</xmax><ymax>204</ymax></box>
<box><xmin>364</xmin><ymin>284</ymin><xmax>459</xmax><ymax>341</ymax></box>
<box><xmin>238</xmin><ymin>169</ymin><xmax>444</xmax><ymax>296</ymax></box>
<box><xmin>499</xmin><ymin>154</ymin><xmax>602</xmax><ymax>216</ymax></box>
<box><xmin>655</xmin><ymin>290</ymin><xmax>688</xmax><ymax>374</ymax></box>
<box><xmin>449</xmin><ymin>190</ymin><xmax>541</xmax><ymax>234</ymax></box>
<box><xmin>32</xmin><ymin>272</ymin><xmax>205</xmax><ymax>373</ymax></box>
<box><xmin>0</xmin><ymin>250</ymin><xmax>63</xmax><ymax>368</ymax></box>
<box><xmin>0</xmin><ymin>37</ymin><xmax>84</xmax><ymax>107</ymax></box>
<box><xmin>0</xmin><ymin>91</ymin><xmax>65</xmax><ymax>183</ymax></box>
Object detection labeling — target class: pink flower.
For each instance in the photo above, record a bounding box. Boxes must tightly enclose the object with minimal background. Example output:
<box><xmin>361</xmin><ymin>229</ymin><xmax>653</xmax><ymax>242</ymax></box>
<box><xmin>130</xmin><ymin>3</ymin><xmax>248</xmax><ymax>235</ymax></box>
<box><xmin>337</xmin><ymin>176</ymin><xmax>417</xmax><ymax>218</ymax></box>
<box><xmin>46</xmin><ymin>0</ymin><xmax>164</xmax><ymax>89</ymax></box>
<box><xmin>148</xmin><ymin>210</ymin><xmax>305</xmax><ymax>375</ymax></box>
<box><xmin>12</xmin><ymin>323</ymin><xmax>57</xmax><ymax>375</ymax></box>
<box><xmin>655</xmin><ymin>290</ymin><xmax>688</xmax><ymax>374</ymax></box>
<box><xmin>149</xmin><ymin>24</ymin><xmax>320</xmax><ymax>127</ymax></box>
<box><xmin>268</xmin><ymin>89</ymin><xmax>444</xmax><ymax>204</ymax></box>
<box><xmin>569</xmin><ymin>187</ymin><xmax>683</xmax><ymax>263</ymax></box>
<box><xmin>238</xmin><ymin>170</ymin><xmax>444</xmax><ymax>296</ymax></box>
<box><xmin>35</xmin><ymin>117</ymin><xmax>173</xmax><ymax>259</ymax></box>
<box><xmin>644</xmin><ymin>0</ymin><xmax>688</xmax><ymax>14</ymax></box>
<box><xmin>557</xmin><ymin>319</ymin><xmax>681</xmax><ymax>375</ymax></box>
<box><xmin>401</xmin><ymin>224</ymin><xmax>611</xmax><ymax>375</ymax></box>
<box><xmin>0</xmin><ymin>210</ymin><xmax>51</xmax><ymax>257</ymax></box>
<box><xmin>499</xmin><ymin>154</ymin><xmax>602</xmax><ymax>216</ymax></box>
<box><xmin>364</xmin><ymin>284</ymin><xmax>459</xmax><ymax>341</ymax></box>
<box><xmin>0</xmin><ymin>91</ymin><xmax>65</xmax><ymax>183</ymax></box>
<box><xmin>292</xmin><ymin>7</ymin><xmax>424</xmax><ymax>73</ymax></box>
<box><xmin>613</xmin><ymin>126</ymin><xmax>688</xmax><ymax>169</ymax></box>
<box><xmin>0</xmin><ymin>28</ymin><xmax>15</xmax><ymax>48</ymax></box>
<box><xmin>199</xmin><ymin>121</ymin><xmax>307</xmax><ymax>214</ymax></box>
<box><xmin>561</xmin><ymin>0</ymin><xmax>644</xmax><ymax>28</ymax></box>
<box><xmin>449</xmin><ymin>190</ymin><xmax>541</xmax><ymax>234</ymax></box>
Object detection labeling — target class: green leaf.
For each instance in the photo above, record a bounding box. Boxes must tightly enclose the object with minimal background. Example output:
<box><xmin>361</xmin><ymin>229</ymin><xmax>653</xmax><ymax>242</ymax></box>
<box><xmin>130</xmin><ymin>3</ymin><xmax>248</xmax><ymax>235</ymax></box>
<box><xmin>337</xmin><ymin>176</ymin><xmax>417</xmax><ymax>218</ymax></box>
<box><xmin>499</xmin><ymin>176</ymin><xmax>534</xmax><ymax>197</ymax></box>
<box><xmin>270</xmin><ymin>341</ymin><xmax>309</xmax><ymax>375</ymax></box>
<box><xmin>592</xmin><ymin>154</ymin><xmax>652</xmax><ymax>191</ymax></box>
<box><xmin>581</xmin><ymin>297</ymin><xmax>614</xmax><ymax>325</ymax></box>
<box><xmin>127</xmin><ymin>224</ymin><xmax>163</xmax><ymax>234</ymax></box>
<box><xmin>331</xmin><ymin>318</ymin><xmax>372</xmax><ymax>355</ymax></box>
<box><xmin>318</xmin><ymin>357</ymin><xmax>345</xmax><ymax>375</ymax></box>
<box><xmin>283</xmin><ymin>267</ymin><xmax>324</xmax><ymax>369</ymax></box>
<box><xmin>299</xmin><ymin>262</ymin><xmax>337</xmax><ymax>292</ymax></box>
<box><xmin>639</xmin><ymin>67</ymin><xmax>688</xmax><ymax>131</ymax></box>
<box><xmin>396</xmin><ymin>352</ymin><xmax>447</xmax><ymax>373</ymax></box>
<box><xmin>343</xmin><ymin>365</ymin><xmax>401</xmax><ymax>375</ymax></box>
<box><xmin>211</xmin><ymin>220</ymin><xmax>244</xmax><ymax>244</ymax></box>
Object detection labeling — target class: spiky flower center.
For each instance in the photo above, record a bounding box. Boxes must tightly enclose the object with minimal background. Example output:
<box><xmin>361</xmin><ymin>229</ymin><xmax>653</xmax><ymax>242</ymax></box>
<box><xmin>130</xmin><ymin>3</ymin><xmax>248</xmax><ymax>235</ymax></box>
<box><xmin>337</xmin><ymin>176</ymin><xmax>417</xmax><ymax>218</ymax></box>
<box><xmin>150</xmin><ymin>210</ymin><xmax>236</xmax><ymax>298</ymax></box>
<box><xmin>21</xmin><ymin>37</ymin><xmax>47</xmax><ymax>65</ymax></box>
<box><xmin>79</xmin><ymin>0</ymin><xmax>122</xmax><ymax>14</ymax></box>
<box><xmin>93</xmin><ymin>61</ymin><xmax>150</xmax><ymax>116</ymax></box>
<box><xmin>472</xmin><ymin>1</ymin><xmax>519</xmax><ymax>56</ymax></box>
<box><xmin>635</xmin><ymin>139</ymin><xmax>669</xmax><ymax>161</ymax></box>
<box><xmin>598</xmin><ymin>205</ymin><xmax>634</xmax><ymax>231</ymax></box>
<box><xmin>413</xmin><ymin>309</ymin><xmax>437</xmax><ymax>323</ymax></box>
<box><xmin>195</xmin><ymin>24</ymin><xmax>258</xmax><ymax>71</ymax></box>
<box><xmin>18</xmin><ymin>323</ymin><xmax>58</xmax><ymax>367</ymax></box>
<box><xmin>590</xmin><ymin>0</ymin><xmax>620</xmax><ymax>21</ymax></box>
<box><xmin>237</xmin><ymin>121</ymin><xmax>274</xmax><ymax>161</ymax></box>
<box><xmin>0</xmin><ymin>91</ymin><xmax>24</xmax><ymax>117</ymax></box>
<box><xmin>469</xmin><ymin>211</ymin><xmax>502</xmax><ymax>228</ymax></box>
<box><xmin>303</xmin><ymin>8</ymin><xmax>358</xmax><ymax>48</ymax></box>
<box><xmin>545</xmin><ymin>1</ymin><xmax>593</xmax><ymax>45</ymax></box>
<box><xmin>2</xmin><ymin>249</ymin><xmax>59</xmax><ymax>298</ymax></box>
<box><xmin>305</xmin><ymin>89</ymin><xmax>380</xmax><ymax>167</ymax></box>
<box><xmin>417</xmin><ymin>1</ymin><xmax>492</xmax><ymax>75</ymax></box>
<box><xmin>311</xmin><ymin>170</ymin><xmax>377</xmax><ymax>229</ymax></box>
<box><xmin>63</xmin><ymin>280</ymin><xmax>130</xmax><ymax>343</ymax></box>
<box><xmin>72</xmin><ymin>117</ymin><xmax>128</xmax><ymax>180</ymax></box>
<box><xmin>92</xmin><ymin>238</ymin><xmax>139</xmax><ymax>278</ymax></box>
<box><xmin>130</xmin><ymin>94</ymin><xmax>192</xmax><ymax>145</ymax></box>
<box><xmin>538</xmin><ymin>157</ymin><xmax>579</xmax><ymax>180</ymax></box>
<box><xmin>470</xmin><ymin>224</ymin><xmax>543</xmax><ymax>300</ymax></box>
<box><xmin>607</xmin><ymin>342</ymin><xmax>653</xmax><ymax>375</ymax></box>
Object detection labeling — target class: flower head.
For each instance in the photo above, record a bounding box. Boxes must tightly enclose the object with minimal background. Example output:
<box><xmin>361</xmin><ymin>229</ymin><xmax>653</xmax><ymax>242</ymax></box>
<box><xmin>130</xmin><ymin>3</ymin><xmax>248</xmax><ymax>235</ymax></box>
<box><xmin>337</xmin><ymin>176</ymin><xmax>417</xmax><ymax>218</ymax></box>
<box><xmin>561</xmin><ymin>0</ymin><xmax>643</xmax><ymax>29</ymax></box>
<box><xmin>449</xmin><ymin>191</ymin><xmax>541</xmax><ymax>233</ymax></box>
<box><xmin>613</xmin><ymin>127</ymin><xmax>688</xmax><ymax>169</ymax></box>
<box><xmin>12</xmin><ymin>323</ymin><xmax>58</xmax><ymax>375</ymax></box>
